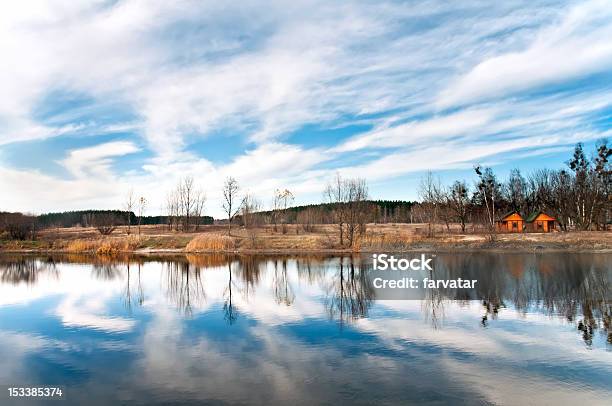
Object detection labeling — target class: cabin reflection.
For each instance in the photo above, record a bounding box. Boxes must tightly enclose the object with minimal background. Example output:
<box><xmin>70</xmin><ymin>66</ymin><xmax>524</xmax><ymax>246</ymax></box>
<box><xmin>427</xmin><ymin>253</ymin><xmax>611</xmax><ymax>345</ymax></box>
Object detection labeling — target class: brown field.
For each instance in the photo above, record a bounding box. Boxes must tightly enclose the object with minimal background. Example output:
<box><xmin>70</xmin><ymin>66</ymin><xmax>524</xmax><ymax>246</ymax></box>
<box><xmin>1</xmin><ymin>223</ymin><xmax>611</xmax><ymax>254</ymax></box>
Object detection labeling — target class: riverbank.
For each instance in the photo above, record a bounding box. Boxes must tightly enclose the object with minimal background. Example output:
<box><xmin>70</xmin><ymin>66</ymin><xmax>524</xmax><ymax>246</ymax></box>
<box><xmin>1</xmin><ymin>224</ymin><xmax>611</xmax><ymax>254</ymax></box>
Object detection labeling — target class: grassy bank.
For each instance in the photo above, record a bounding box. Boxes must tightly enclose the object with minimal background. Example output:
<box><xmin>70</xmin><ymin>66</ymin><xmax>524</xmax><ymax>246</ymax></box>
<box><xmin>1</xmin><ymin>224</ymin><xmax>610</xmax><ymax>254</ymax></box>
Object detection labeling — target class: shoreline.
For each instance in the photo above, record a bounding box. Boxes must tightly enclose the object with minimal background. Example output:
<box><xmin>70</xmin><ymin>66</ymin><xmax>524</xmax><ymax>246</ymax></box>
<box><xmin>2</xmin><ymin>224</ymin><xmax>610</xmax><ymax>256</ymax></box>
<box><xmin>2</xmin><ymin>245</ymin><xmax>611</xmax><ymax>256</ymax></box>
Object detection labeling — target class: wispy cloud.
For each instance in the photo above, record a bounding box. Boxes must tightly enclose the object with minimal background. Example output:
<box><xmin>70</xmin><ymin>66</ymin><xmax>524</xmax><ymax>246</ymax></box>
<box><xmin>437</xmin><ymin>0</ymin><xmax>612</xmax><ymax>107</ymax></box>
<box><xmin>61</xmin><ymin>141</ymin><xmax>140</xmax><ymax>178</ymax></box>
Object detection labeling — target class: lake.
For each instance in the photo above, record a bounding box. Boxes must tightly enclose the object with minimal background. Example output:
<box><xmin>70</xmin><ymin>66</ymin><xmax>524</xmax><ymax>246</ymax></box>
<box><xmin>0</xmin><ymin>253</ymin><xmax>611</xmax><ymax>405</ymax></box>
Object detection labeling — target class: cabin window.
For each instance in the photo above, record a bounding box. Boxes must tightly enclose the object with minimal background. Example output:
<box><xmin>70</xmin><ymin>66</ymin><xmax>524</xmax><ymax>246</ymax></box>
<box><xmin>512</xmin><ymin>222</ymin><xmax>518</xmax><ymax>230</ymax></box>
<box><xmin>537</xmin><ymin>222</ymin><xmax>543</xmax><ymax>230</ymax></box>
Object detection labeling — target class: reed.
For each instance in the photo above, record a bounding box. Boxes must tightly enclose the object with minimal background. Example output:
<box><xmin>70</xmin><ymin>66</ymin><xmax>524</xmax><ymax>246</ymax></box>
<box><xmin>122</xmin><ymin>235</ymin><xmax>143</xmax><ymax>251</ymax></box>
<box><xmin>65</xmin><ymin>239</ymin><xmax>100</xmax><ymax>252</ymax></box>
<box><xmin>65</xmin><ymin>236</ymin><xmax>143</xmax><ymax>254</ymax></box>
<box><xmin>95</xmin><ymin>239</ymin><xmax>124</xmax><ymax>255</ymax></box>
<box><xmin>185</xmin><ymin>234</ymin><xmax>236</xmax><ymax>251</ymax></box>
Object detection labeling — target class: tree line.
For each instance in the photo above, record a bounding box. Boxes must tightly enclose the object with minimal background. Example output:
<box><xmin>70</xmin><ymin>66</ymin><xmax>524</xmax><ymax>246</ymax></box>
<box><xmin>1</xmin><ymin>141</ymin><xmax>609</xmax><ymax>244</ymax></box>
<box><xmin>0</xmin><ymin>208</ymin><xmax>214</xmax><ymax>240</ymax></box>
<box><xmin>417</xmin><ymin>141</ymin><xmax>611</xmax><ymax>235</ymax></box>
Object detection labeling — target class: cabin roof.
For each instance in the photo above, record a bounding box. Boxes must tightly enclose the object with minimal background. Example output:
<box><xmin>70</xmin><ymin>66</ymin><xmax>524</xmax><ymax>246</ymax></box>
<box><xmin>525</xmin><ymin>211</ymin><xmax>555</xmax><ymax>222</ymax></box>
<box><xmin>499</xmin><ymin>210</ymin><xmax>523</xmax><ymax>221</ymax></box>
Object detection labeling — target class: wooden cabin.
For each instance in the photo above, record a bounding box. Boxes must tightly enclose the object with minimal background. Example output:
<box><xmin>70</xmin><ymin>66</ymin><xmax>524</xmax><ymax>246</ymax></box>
<box><xmin>497</xmin><ymin>211</ymin><xmax>524</xmax><ymax>233</ymax></box>
<box><xmin>525</xmin><ymin>211</ymin><xmax>556</xmax><ymax>232</ymax></box>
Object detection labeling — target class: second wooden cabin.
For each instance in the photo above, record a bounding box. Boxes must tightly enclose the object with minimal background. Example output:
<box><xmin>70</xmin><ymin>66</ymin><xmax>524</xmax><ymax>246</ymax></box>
<box><xmin>524</xmin><ymin>211</ymin><xmax>556</xmax><ymax>233</ymax></box>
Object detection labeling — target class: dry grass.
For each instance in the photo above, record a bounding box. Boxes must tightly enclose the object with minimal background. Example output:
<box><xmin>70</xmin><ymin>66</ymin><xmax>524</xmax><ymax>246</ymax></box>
<box><xmin>65</xmin><ymin>236</ymin><xmax>143</xmax><ymax>254</ymax></box>
<box><xmin>185</xmin><ymin>234</ymin><xmax>237</xmax><ymax>252</ymax></box>
<box><xmin>356</xmin><ymin>232</ymin><xmax>423</xmax><ymax>251</ymax></box>
<box><xmin>65</xmin><ymin>239</ymin><xmax>100</xmax><ymax>252</ymax></box>
<box><xmin>95</xmin><ymin>239</ymin><xmax>124</xmax><ymax>255</ymax></box>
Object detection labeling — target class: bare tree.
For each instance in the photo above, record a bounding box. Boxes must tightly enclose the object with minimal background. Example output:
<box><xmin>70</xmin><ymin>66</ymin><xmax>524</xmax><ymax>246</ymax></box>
<box><xmin>297</xmin><ymin>206</ymin><xmax>321</xmax><ymax>232</ymax></box>
<box><xmin>93</xmin><ymin>213</ymin><xmax>118</xmax><ymax>236</ymax></box>
<box><xmin>325</xmin><ymin>173</ymin><xmax>349</xmax><ymax>246</ymax></box>
<box><xmin>271</xmin><ymin>189</ymin><xmax>294</xmax><ymax>232</ymax></box>
<box><xmin>324</xmin><ymin>173</ymin><xmax>368</xmax><ymax>248</ymax></box>
<box><xmin>167</xmin><ymin>177</ymin><xmax>206</xmax><ymax>232</ymax></box>
<box><xmin>419</xmin><ymin>171</ymin><xmax>443</xmax><ymax>237</ymax></box>
<box><xmin>241</xmin><ymin>194</ymin><xmax>262</xmax><ymax>247</ymax></box>
<box><xmin>222</xmin><ymin>177</ymin><xmax>243</xmax><ymax>236</ymax></box>
<box><xmin>124</xmin><ymin>189</ymin><xmax>135</xmax><ymax>235</ymax></box>
<box><xmin>550</xmin><ymin>169</ymin><xmax>573</xmax><ymax>230</ymax></box>
<box><xmin>137</xmin><ymin>196</ymin><xmax>147</xmax><ymax>236</ymax></box>
<box><xmin>178</xmin><ymin>177</ymin><xmax>195</xmax><ymax>231</ymax></box>
<box><xmin>474</xmin><ymin>165</ymin><xmax>501</xmax><ymax>234</ymax></box>
<box><xmin>345</xmin><ymin>178</ymin><xmax>369</xmax><ymax>246</ymax></box>
<box><xmin>166</xmin><ymin>190</ymin><xmax>180</xmax><ymax>231</ymax></box>
<box><xmin>192</xmin><ymin>190</ymin><xmax>207</xmax><ymax>231</ymax></box>
<box><xmin>241</xmin><ymin>193</ymin><xmax>262</xmax><ymax>229</ymax></box>
<box><xmin>447</xmin><ymin>180</ymin><xmax>470</xmax><ymax>233</ymax></box>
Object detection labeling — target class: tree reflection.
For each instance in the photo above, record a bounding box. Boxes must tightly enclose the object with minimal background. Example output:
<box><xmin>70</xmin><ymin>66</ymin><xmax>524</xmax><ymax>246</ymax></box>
<box><xmin>123</xmin><ymin>261</ymin><xmax>146</xmax><ymax>313</ymax></box>
<box><xmin>233</xmin><ymin>255</ymin><xmax>262</xmax><ymax>300</ymax></box>
<box><xmin>137</xmin><ymin>262</ymin><xmax>144</xmax><ymax>306</ymax></box>
<box><xmin>165</xmin><ymin>259</ymin><xmax>206</xmax><ymax>316</ymax></box>
<box><xmin>422</xmin><ymin>267</ymin><xmax>445</xmax><ymax>329</ymax></box>
<box><xmin>91</xmin><ymin>258</ymin><xmax>122</xmax><ymax>281</ymax></box>
<box><xmin>0</xmin><ymin>256</ymin><xmax>58</xmax><ymax>285</ymax></box>
<box><xmin>324</xmin><ymin>257</ymin><xmax>373</xmax><ymax>326</ymax></box>
<box><xmin>223</xmin><ymin>261</ymin><xmax>239</xmax><ymax>324</ymax></box>
<box><xmin>294</xmin><ymin>256</ymin><xmax>329</xmax><ymax>284</ymax></box>
<box><xmin>272</xmin><ymin>259</ymin><xmax>294</xmax><ymax>306</ymax></box>
<box><xmin>429</xmin><ymin>253</ymin><xmax>611</xmax><ymax>344</ymax></box>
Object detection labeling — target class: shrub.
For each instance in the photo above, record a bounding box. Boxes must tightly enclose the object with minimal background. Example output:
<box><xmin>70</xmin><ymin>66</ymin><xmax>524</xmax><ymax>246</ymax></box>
<box><xmin>6</xmin><ymin>222</ymin><xmax>37</xmax><ymax>240</ymax></box>
<box><xmin>0</xmin><ymin>212</ymin><xmax>38</xmax><ymax>240</ymax></box>
<box><xmin>92</xmin><ymin>213</ymin><xmax>119</xmax><ymax>235</ymax></box>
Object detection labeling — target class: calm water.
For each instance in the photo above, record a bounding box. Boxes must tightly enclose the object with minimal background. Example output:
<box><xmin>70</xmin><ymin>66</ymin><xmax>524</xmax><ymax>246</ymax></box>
<box><xmin>0</xmin><ymin>253</ymin><xmax>611</xmax><ymax>405</ymax></box>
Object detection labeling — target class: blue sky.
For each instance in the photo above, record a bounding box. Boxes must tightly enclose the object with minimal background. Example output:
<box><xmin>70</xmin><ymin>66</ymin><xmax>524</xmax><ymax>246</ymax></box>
<box><xmin>0</xmin><ymin>0</ymin><xmax>611</xmax><ymax>217</ymax></box>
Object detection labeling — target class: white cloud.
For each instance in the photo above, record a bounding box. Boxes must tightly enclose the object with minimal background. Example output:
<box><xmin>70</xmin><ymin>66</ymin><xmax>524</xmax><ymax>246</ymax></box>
<box><xmin>0</xmin><ymin>141</ymin><xmax>139</xmax><ymax>213</ymax></box>
<box><xmin>335</xmin><ymin>108</ymin><xmax>496</xmax><ymax>152</ymax></box>
<box><xmin>437</xmin><ymin>0</ymin><xmax>612</xmax><ymax>107</ymax></box>
<box><xmin>61</xmin><ymin>141</ymin><xmax>140</xmax><ymax>178</ymax></box>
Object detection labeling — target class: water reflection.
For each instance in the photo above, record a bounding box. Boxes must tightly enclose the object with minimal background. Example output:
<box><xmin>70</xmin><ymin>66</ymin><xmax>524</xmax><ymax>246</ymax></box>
<box><xmin>1</xmin><ymin>253</ymin><xmax>610</xmax><ymax>335</ymax></box>
<box><xmin>0</xmin><ymin>253</ymin><xmax>611</xmax><ymax>405</ymax></box>
<box><xmin>324</xmin><ymin>258</ymin><xmax>373</xmax><ymax>326</ymax></box>
<box><xmin>0</xmin><ymin>255</ymin><xmax>58</xmax><ymax>284</ymax></box>
<box><xmin>423</xmin><ymin>253</ymin><xmax>612</xmax><ymax>346</ymax></box>
<box><xmin>164</xmin><ymin>260</ymin><xmax>206</xmax><ymax>317</ymax></box>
